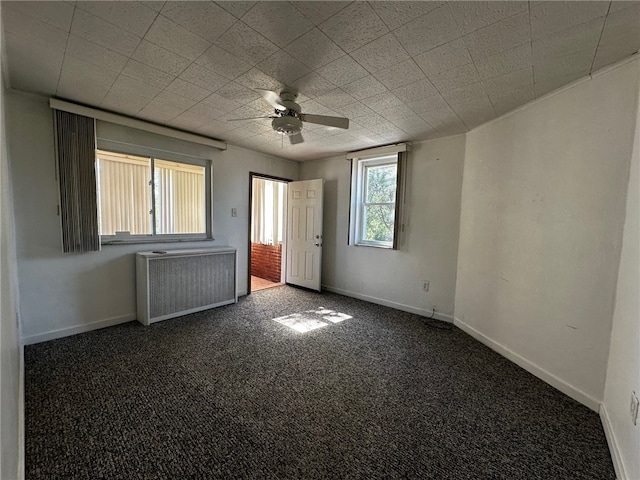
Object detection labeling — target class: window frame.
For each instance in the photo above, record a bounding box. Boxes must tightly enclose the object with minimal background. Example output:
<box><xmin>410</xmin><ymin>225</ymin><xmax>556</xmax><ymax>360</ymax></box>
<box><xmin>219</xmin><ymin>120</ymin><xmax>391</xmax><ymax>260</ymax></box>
<box><xmin>96</xmin><ymin>147</ymin><xmax>212</xmax><ymax>244</ymax></box>
<box><xmin>349</xmin><ymin>153</ymin><xmax>401</xmax><ymax>249</ymax></box>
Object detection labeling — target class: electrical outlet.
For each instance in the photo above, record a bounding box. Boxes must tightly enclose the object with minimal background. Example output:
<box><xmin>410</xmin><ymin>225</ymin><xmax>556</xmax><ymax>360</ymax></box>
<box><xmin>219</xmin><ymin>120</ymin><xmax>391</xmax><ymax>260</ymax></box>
<box><xmin>631</xmin><ymin>391</ymin><xmax>639</xmax><ymax>426</ymax></box>
<box><xmin>422</xmin><ymin>280</ymin><xmax>429</xmax><ymax>292</ymax></box>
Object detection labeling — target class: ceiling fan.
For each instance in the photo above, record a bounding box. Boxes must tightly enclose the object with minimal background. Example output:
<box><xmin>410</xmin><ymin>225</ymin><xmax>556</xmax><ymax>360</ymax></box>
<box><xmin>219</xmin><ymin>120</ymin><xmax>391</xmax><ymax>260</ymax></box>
<box><xmin>229</xmin><ymin>87</ymin><xmax>350</xmax><ymax>144</ymax></box>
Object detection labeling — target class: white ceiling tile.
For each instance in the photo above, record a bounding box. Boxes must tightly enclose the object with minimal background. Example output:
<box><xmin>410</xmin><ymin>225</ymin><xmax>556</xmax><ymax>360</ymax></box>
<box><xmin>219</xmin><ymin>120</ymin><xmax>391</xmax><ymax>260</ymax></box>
<box><xmin>57</xmin><ymin>80</ymin><xmax>111</xmax><ymax>107</ymax></box>
<box><xmin>370</xmin><ymin>1</ymin><xmax>445</xmax><ymax>30</ymax></box>
<box><xmin>59</xmin><ymin>55</ymin><xmax>119</xmax><ymax>89</ymax></box>
<box><xmin>178</xmin><ymin>64</ymin><xmax>229</xmax><ymax>92</ymax></box>
<box><xmin>414</xmin><ymin>38</ymin><xmax>472</xmax><ymax>77</ymax></box>
<box><xmin>382</xmin><ymin>103</ymin><xmax>418</xmax><ymax>121</ymax></box>
<box><xmin>297</xmin><ymin>99</ymin><xmax>334</xmax><ymax>116</ymax></box>
<box><xmin>195</xmin><ymin>45</ymin><xmax>252</xmax><ymax>80</ymax></box>
<box><xmin>141</xmin><ymin>2</ymin><xmax>165</xmax><ymax>13</ymax></box>
<box><xmin>138</xmin><ymin>101</ymin><xmax>185</xmax><ymax>124</ymax></box>
<box><xmin>235</xmin><ymin>68</ymin><xmax>284</xmax><ymax>92</ymax></box>
<box><xmin>76</xmin><ymin>1</ymin><xmax>158</xmax><ymax>37</ymax></box>
<box><xmin>318</xmin><ymin>2</ymin><xmax>389</xmax><ymax>53</ymax></box>
<box><xmin>474</xmin><ymin>43</ymin><xmax>531</xmax><ymax>80</ymax></box>
<box><xmin>291</xmin><ymin>2</ymin><xmax>350</xmax><ymax>26</ymax></box>
<box><xmin>152</xmin><ymin>91</ymin><xmax>198</xmax><ymax>111</ymax></box>
<box><xmin>3</xmin><ymin>6</ymin><xmax>69</xmax><ymax>49</ymax></box>
<box><xmin>332</xmin><ymin>101</ymin><xmax>377</xmax><ymax>120</ymax></box>
<box><xmin>106</xmin><ymin>76</ymin><xmax>158</xmax><ymax>105</ymax></box>
<box><xmin>242</xmin><ymin>2</ymin><xmax>313</xmax><ymax>47</ymax></box>
<box><xmin>407</xmin><ymin>94</ymin><xmax>451</xmax><ymax>115</ymax></box>
<box><xmin>452</xmin><ymin>96</ymin><xmax>496</xmax><ymax>129</ymax></box>
<box><xmin>284</xmin><ymin>28</ymin><xmax>346</xmax><ymax>69</ymax></box>
<box><xmin>4</xmin><ymin>33</ymin><xmax>64</xmax><ymax>95</ymax></box>
<box><xmin>132</xmin><ymin>40</ymin><xmax>191</xmax><ymax>77</ymax></box>
<box><xmin>481</xmin><ymin>68</ymin><xmax>533</xmax><ymax>98</ymax></box>
<box><xmin>360</xmin><ymin>92</ymin><xmax>403</xmax><ymax>114</ymax></box>
<box><xmin>71</xmin><ymin>8</ymin><xmax>141</xmax><ymax>56</ymax></box>
<box><xmin>214</xmin><ymin>21</ymin><xmax>279</xmax><ymax>65</ymax></box>
<box><xmin>164</xmin><ymin>78</ymin><xmax>212</xmax><ymax>103</ymax></box>
<box><xmin>121</xmin><ymin>59</ymin><xmax>175</xmax><ymax>90</ymax></box>
<box><xmin>101</xmin><ymin>90</ymin><xmax>151</xmax><ymax>116</ymax></box>
<box><xmin>342</xmin><ymin>76</ymin><xmax>387</xmax><ymax>101</ymax></box>
<box><xmin>354</xmin><ymin>112</ymin><xmax>388</xmax><ymax>128</ymax></box>
<box><xmin>144</xmin><ymin>15</ymin><xmax>210</xmax><ymax>61</ymax></box>
<box><xmin>350</xmin><ymin>34</ymin><xmax>410</xmax><ymax>73</ymax></box>
<box><xmin>3</xmin><ymin>1</ymin><xmax>75</xmax><ymax>31</ymax></box>
<box><xmin>534</xmin><ymin>49</ymin><xmax>593</xmax><ymax>84</ymax></box>
<box><xmin>592</xmin><ymin>3</ymin><xmax>640</xmax><ymax>70</ymax></box>
<box><xmin>161</xmin><ymin>2</ymin><xmax>236</xmax><ymax>43</ymax></box>
<box><xmin>215</xmin><ymin>82</ymin><xmax>263</xmax><ymax>105</ymax></box>
<box><xmin>534</xmin><ymin>71</ymin><xmax>586</xmax><ymax>96</ymax></box>
<box><xmin>532</xmin><ymin>18</ymin><xmax>602</xmax><ymax>62</ymax></box>
<box><xmin>170</xmin><ymin>111</ymin><xmax>213</xmax><ymax>131</ymax></box>
<box><xmin>66</xmin><ymin>35</ymin><xmax>128</xmax><ymax>73</ymax></box>
<box><xmin>201</xmin><ymin>92</ymin><xmax>244</xmax><ymax>114</ymax></box>
<box><xmin>530</xmin><ymin>1</ymin><xmax>610</xmax><ymax>40</ymax></box>
<box><xmin>393</xmin><ymin>5</ymin><xmax>462</xmax><ymax>57</ymax></box>
<box><xmin>392</xmin><ymin>79</ymin><xmax>439</xmax><ymax>103</ymax></box>
<box><xmin>448</xmin><ymin>1</ymin><xmax>528</xmax><ymax>35</ymax></box>
<box><xmin>463</xmin><ymin>12</ymin><xmax>530</xmax><ymax>60</ymax></box>
<box><xmin>489</xmin><ymin>84</ymin><xmax>536</xmax><ymax>116</ymax></box>
<box><xmin>374</xmin><ymin>59</ymin><xmax>426</xmax><ymax>90</ymax></box>
<box><xmin>216</xmin><ymin>2</ymin><xmax>256</xmax><ymax>19</ymax></box>
<box><xmin>442</xmin><ymin>82</ymin><xmax>489</xmax><ymax>107</ymax></box>
<box><xmin>291</xmin><ymin>73</ymin><xmax>337</xmax><ymax>99</ymax></box>
<box><xmin>316</xmin><ymin>55</ymin><xmax>369</xmax><ymax>87</ymax></box>
<box><xmin>256</xmin><ymin>51</ymin><xmax>312</xmax><ymax>86</ymax></box>
<box><xmin>314</xmin><ymin>89</ymin><xmax>357</xmax><ymax>111</ymax></box>
<box><xmin>420</xmin><ymin>106</ymin><xmax>467</xmax><ymax>134</ymax></box>
<box><xmin>428</xmin><ymin>63</ymin><xmax>481</xmax><ymax>93</ymax></box>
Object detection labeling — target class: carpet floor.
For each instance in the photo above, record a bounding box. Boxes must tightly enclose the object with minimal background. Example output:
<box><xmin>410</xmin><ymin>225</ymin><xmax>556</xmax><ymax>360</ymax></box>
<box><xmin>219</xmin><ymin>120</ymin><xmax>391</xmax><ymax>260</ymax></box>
<box><xmin>25</xmin><ymin>287</ymin><xmax>615</xmax><ymax>479</ymax></box>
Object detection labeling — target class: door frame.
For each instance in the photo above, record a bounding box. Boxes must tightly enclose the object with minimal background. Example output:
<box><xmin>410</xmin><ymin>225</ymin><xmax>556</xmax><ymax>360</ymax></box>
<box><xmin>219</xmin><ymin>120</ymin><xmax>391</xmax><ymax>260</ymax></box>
<box><xmin>248</xmin><ymin>172</ymin><xmax>292</xmax><ymax>294</ymax></box>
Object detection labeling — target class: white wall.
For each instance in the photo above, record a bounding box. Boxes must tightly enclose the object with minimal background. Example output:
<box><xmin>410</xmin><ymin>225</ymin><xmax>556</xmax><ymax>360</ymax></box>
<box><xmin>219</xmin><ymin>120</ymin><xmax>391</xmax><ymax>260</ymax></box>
<box><xmin>602</xmin><ymin>60</ymin><xmax>640</xmax><ymax>479</ymax></box>
<box><xmin>454</xmin><ymin>58</ymin><xmax>640</xmax><ymax>410</ymax></box>
<box><xmin>6</xmin><ymin>91</ymin><xmax>298</xmax><ymax>343</ymax></box>
<box><xmin>300</xmin><ymin>135</ymin><xmax>465</xmax><ymax>319</ymax></box>
<box><xmin>0</xmin><ymin>34</ymin><xmax>23</xmax><ymax>480</ymax></box>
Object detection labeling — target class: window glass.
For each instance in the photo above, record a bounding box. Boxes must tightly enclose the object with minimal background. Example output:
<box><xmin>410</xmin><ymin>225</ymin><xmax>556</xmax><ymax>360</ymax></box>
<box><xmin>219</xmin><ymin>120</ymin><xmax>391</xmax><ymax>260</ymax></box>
<box><xmin>96</xmin><ymin>149</ymin><xmax>208</xmax><ymax>240</ymax></box>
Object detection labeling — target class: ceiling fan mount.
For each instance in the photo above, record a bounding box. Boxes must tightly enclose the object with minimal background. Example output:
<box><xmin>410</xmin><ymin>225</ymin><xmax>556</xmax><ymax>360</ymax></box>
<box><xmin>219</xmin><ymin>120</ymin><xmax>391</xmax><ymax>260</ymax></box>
<box><xmin>228</xmin><ymin>86</ymin><xmax>350</xmax><ymax>145</ymax></box>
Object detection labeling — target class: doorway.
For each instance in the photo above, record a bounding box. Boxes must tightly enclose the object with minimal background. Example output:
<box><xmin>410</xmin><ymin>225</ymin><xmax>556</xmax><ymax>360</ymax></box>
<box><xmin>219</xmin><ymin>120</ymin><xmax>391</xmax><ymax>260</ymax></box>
<box><xmin>248</xmin><ymin>173</ymin><xmax>290</xmax><ymax>293</ymax></box>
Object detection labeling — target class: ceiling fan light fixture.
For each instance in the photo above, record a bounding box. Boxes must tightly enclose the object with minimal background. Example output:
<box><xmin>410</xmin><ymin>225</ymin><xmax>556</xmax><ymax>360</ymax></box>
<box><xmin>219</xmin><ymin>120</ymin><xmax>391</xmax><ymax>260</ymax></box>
<box><xmin>272</xmin><ymin>115</ymin><xmax>302</xmax><ymax>136</ymax></box>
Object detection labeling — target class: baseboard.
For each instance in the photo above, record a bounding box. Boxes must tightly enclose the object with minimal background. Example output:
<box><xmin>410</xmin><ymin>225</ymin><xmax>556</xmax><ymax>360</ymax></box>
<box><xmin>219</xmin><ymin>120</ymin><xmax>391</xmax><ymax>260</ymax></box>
<box><xmin>600</xmin><ymin>404</ymin><xmax>628</xmax><ymax>480</ymax></box>
<box><xmin>322</xmin><ymin>285</ymin><xmax>454</xmax><ymax>323</ymax></box>
<box><xmin>453</xmin><ymin>317</ymin><xmax>601</xmax><ymax>412</ymax></box>
<box><xmin>21</xmin><ymin>313</ymin><xmax>136</xmax><ymax>345</ymax></box>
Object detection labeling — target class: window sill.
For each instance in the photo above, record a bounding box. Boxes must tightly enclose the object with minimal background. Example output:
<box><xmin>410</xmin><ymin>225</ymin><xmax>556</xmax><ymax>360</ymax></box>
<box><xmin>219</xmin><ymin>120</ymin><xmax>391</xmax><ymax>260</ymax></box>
<box><xmin>352</xmin><ymin>242</ymin><xmax>393</xmax><ymax>249</ymax></box>
<box><xmin>101</xmin><ymin>237</ymin><xmax>213</xmax><ymax>246</ymax></box>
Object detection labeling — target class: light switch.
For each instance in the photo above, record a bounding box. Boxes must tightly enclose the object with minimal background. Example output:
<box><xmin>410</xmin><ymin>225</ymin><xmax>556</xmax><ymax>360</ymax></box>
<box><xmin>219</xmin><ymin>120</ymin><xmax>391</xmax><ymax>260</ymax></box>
<box><xmin>231</xmin><ymin>208</ymin><xmax>237</xmax><ymax>217</ymax></box>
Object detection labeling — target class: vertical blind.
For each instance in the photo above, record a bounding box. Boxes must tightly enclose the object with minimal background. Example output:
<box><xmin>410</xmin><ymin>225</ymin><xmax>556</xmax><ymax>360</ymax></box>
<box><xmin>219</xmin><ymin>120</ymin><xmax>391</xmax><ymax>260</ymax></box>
<box><xmin>252</xmin><ymin>178</ymin><xmax>284</xmax><ymax>245</ymax></box>
<box><xmin>155</xmin><ymin>160</ymin><xmax>205</xmax><ymax>234</ymax></box>
<box><xmin>54</xmin><ymin>110</ymin><xmax>100</xmax><ymax>252</ymax></box>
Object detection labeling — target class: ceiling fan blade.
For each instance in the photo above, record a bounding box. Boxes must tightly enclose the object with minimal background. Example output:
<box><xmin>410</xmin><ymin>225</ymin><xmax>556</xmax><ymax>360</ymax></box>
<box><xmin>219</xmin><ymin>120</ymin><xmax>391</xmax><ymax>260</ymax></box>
<box><xmin>300</xmin><ymin>113</ymin><xmax>349</xmax><ymax>129</ymax></box>
<box><xmin>258</xmin><ymin>89</ymin><xmax>287</xmax><ymax>111</ymax></box>
<box><xmin>227</xmin><ymin>116</ymin><xmax>275</xmax><ymax>121</ymax></box>
<box><xmin>289</xmin><ymin>132</ymin><xmax>304</xmax><ymax>145</ymax></box>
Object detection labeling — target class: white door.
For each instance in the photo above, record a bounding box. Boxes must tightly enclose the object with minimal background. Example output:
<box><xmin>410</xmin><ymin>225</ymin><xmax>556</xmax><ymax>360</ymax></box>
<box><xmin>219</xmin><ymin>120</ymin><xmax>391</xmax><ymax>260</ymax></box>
<box><xmin>286</xmin><ymin>179</ymin><xmax>323</xmax><ymax>291</ymax></box>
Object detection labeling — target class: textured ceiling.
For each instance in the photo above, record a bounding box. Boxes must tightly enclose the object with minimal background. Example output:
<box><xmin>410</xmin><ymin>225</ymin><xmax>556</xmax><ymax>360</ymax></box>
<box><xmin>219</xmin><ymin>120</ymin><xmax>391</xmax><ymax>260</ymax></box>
<box><xmin>2</xmin><ymin>1</ymin><xmax>639</xmax><ymax>161</ymax></box>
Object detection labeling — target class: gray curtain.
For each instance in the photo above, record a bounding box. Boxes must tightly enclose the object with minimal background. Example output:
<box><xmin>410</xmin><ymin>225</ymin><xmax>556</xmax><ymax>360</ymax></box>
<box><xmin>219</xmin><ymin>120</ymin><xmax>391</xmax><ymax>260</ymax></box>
<box><xmin>54</xmin><ymin>110</ymin><xmax>99</xmax><ymax>252</ymax></box>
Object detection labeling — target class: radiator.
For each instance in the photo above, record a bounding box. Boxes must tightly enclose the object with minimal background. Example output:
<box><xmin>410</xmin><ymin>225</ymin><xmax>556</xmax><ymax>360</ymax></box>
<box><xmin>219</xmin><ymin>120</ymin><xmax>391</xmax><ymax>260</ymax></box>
<box><xmin>136</xmin><ymin>247</ymin><xmax>237</xmax><ymax>326</ymax></box>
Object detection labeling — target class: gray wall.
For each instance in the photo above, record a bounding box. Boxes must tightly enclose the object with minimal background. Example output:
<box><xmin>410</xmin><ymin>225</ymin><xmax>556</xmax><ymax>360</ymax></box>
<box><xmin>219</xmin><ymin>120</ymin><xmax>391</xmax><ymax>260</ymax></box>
<box><xmin>603</xmin><ymin>60</ymin><xmax>640</xmax><ymax>479</ymax></box>
<box><xmin>300</xmin><ymin>135</ymin><xmax>466</xmax><ymax>320</ymax></box>
<box><xmin>1</xmin><ymin>52</ymin><xmax>23</xmax><ymax>480</ymax></box>
<box><xmin>454</xmin><ymin>58</ymin><xmax>640</xmax><ymax>410</ymax></box>
<box><xmin>7</xmin><ymin>91</ymin><xmax>299</xmax><ymax>343</ymax></box>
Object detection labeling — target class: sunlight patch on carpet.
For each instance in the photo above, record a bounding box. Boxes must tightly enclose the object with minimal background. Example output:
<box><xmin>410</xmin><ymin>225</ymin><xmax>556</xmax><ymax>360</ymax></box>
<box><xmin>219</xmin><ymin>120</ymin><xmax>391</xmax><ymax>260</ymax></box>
<box><xmin>273</xmin><ymin>307</ymin><xmax>353</xmax><ymax>333</ymax></box>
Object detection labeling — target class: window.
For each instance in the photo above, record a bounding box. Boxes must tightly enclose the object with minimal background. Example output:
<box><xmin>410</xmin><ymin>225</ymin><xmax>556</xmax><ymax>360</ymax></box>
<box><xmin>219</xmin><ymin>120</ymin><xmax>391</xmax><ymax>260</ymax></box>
<box><xmin>349</xmin><ymin>153</ymin><xmax>404</xmax><ymax>248</ymax></box>
<box><xmin>96</xmin><ymin>149</ymin><xmax>210</xmax><ymax>241</ymax></box>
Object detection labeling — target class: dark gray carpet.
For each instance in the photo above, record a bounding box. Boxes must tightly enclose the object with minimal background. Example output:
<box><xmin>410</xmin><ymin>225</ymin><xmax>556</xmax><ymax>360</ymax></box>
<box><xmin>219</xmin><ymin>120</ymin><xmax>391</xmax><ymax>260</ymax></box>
<box><xmin>25</xmin><ymin>287</ymin><xmax>614</xmax><ymax>479</ymax></box>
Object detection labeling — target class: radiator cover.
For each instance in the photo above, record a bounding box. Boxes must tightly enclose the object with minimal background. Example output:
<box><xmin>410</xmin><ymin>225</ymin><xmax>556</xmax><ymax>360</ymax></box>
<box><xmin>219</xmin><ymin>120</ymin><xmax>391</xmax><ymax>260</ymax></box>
<box><xmin>136</xmin><ymin>247</ymin><xmax>237</xmax><ymax>325</ymax></box>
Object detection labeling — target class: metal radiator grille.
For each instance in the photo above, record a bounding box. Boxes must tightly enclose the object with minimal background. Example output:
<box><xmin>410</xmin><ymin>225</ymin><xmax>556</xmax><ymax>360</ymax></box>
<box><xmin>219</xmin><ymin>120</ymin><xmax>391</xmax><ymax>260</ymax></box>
<box><xmin>148</xmin><ymin>252</ymin><xmax>235</xmax><ymax>319</ymax></box>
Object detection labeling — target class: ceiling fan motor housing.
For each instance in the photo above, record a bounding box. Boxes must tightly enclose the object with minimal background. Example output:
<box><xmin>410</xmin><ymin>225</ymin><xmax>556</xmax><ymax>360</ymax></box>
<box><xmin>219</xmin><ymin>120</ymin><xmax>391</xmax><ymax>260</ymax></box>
<box><xmin>272</xmin><ymin>115</ymin><xmax>302</xmax><ymax>136</ymax></box>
